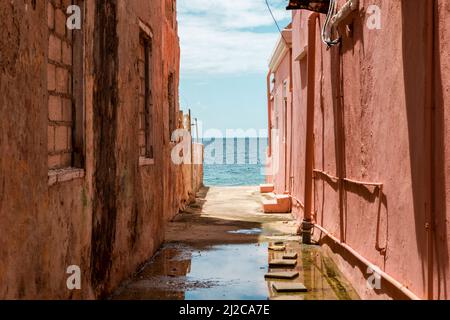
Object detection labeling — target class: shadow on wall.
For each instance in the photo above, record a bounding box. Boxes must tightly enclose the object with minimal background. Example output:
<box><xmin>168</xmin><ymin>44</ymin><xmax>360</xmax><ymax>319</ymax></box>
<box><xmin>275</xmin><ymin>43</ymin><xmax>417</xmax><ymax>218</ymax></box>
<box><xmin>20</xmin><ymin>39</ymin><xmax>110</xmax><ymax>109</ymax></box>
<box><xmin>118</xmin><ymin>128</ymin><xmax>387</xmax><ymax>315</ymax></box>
<box><xmin>401</xmin><ymin>0</ymin><xmax>448</xmax><ymax>299</ymax></box>
<box><xmin>316</xmin><ymin>4</ymin><xmax>392</xmax><ymax>296</ymax></box>
<box><xmin>334</xmin><ymin>4</ymin><xmax>374</xmax><ymax>247</ymax></box>
<box><xmin>330</xmin><ymin>42</ymin><xmax>347</xmax><ymax>243</ymax></box>
<box><xmin>313</xmin><ymin>1</ymin><xmax>448</xmax><ymax>299</ymax></box>
<box><xmin>430</xmin><ymin>1</ymin><xmax>449</xmax><ymax>300</ymax></box>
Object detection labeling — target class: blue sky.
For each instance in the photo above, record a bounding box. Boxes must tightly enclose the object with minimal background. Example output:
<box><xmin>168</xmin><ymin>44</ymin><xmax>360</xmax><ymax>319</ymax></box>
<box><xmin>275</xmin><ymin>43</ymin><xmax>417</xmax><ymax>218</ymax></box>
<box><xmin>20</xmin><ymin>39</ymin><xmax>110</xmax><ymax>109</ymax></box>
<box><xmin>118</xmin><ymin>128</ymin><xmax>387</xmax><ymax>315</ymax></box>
<box><xmin>178</xmin><ymin>0</ymin><xmax>291</xmax><ymax>137</ymax></box>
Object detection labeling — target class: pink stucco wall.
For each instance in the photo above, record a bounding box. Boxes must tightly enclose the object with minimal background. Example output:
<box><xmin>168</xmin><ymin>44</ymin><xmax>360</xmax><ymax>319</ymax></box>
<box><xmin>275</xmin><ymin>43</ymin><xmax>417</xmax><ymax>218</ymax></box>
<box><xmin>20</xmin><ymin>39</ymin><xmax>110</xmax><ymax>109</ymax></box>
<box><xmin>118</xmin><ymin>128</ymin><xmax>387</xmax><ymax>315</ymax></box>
<box><xmin>268</xmin><ymin>0</ymin><xmax>450</xmax><ymax>299</ymax></box>
<box><xmin>270</xmin><ymin>49</ymin><xmax>292</xmax><ymax>195</ymax></box>
<box><xmin>433</xmin><ymin>0</ymin><xmax>450</xmax><ymax>300</ymax></box>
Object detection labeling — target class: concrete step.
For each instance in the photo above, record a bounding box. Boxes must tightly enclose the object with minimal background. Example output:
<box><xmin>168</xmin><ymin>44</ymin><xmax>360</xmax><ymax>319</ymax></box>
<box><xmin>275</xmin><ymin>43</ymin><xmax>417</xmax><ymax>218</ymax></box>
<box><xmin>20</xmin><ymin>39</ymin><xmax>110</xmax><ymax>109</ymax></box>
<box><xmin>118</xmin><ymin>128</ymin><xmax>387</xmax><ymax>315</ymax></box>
<box><xmin>269</xmin><ymin>259</ymin><xmax>297</xmax><ymax>268</ymax></box>
<box><xmin>260</xmin><ymin>183</ymin><xmax>275</xmax><ymax>193</ymax></box>
<box><xmin>269</xmin><ymin>245</ymin><xmax>286</xmax><ymax>251</ymax></box>
<box><xmin>264</xmin><ymin>271</ymin><xmax>299</xmax><ymax>280</ymax></box>
<box><xmin>272</xmin><ymin>282</ymin><xmax>308</xmax><ymax>293</ymax></box>
<box><xmin>283</xmin><ymin>252</ymin><xmax>298</xmax><ymax>260</ymax></box>
<box><xmin>263</xmin><ymin>194</ymin><xmax>291</xmax><ymax>213</ymax></box>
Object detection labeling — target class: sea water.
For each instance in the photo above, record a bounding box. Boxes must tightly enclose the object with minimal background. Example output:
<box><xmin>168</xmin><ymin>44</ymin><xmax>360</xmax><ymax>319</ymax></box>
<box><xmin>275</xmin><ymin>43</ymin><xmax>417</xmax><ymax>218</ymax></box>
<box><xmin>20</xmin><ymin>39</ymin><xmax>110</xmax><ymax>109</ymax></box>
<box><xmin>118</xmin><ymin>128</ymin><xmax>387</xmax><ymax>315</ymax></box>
<box><xmin>201</xmin><ymin>137</ymin><xmax>268</xmax><ymax>186</ymax></box>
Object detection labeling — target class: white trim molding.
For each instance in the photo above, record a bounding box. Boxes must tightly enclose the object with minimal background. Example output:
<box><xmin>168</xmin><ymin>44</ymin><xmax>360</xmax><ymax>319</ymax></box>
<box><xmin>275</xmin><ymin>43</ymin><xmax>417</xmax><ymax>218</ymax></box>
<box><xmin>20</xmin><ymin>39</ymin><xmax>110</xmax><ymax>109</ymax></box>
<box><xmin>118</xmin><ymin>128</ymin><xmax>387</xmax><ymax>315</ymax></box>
<box><xmin>268</xmin><ymin>28</ymin><xmax>292</xmax><ymax>72</ymax></box>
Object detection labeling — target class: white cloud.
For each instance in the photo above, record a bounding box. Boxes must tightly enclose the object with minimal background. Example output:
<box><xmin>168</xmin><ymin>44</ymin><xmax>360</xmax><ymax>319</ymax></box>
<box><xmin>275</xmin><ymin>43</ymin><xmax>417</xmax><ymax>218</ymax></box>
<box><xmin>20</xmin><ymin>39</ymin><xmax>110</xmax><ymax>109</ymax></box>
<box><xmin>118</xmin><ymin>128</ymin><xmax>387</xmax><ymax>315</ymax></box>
<box><xmin>178</xmin><ymin>0</ymin><xmax>291</xmax><ymax>76</ymax></box>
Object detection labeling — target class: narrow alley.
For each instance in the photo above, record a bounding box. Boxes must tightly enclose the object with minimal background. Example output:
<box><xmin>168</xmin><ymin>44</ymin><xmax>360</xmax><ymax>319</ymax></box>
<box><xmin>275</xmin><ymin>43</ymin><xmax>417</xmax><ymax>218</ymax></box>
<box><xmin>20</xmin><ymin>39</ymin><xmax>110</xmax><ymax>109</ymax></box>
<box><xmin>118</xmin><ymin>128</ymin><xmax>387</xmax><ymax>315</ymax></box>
<box><xmin>111</xmin><ymin>186</ymin><xmax>359</xmax><ymax>300</ymax></box>
<box><xmin>1</xmin><ymin>0</ymin><xmax>450</xmax><ymax>307</ymax></box>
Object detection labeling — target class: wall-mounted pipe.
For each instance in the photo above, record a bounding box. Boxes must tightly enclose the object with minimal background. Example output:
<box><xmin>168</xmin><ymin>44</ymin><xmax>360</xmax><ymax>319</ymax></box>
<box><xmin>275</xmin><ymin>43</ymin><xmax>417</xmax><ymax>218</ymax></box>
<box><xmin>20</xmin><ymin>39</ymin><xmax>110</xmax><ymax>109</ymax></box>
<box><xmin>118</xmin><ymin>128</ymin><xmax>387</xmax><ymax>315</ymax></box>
<box><xmin>313</xmin><ymin>169</ymin><xmax>386</xmax><ymax>253</ymax></box>
<box><xmin>300</xmin><ymin>12</ymin><xmax>319</xmax><ymax>244</ymax></box>
<box><xmin>314</xmin><ymin>223</ymin><xmax>421</xmax><ymax>300</ymax></box>
<box><xmin>289</xmin><ymin>48</ymin><xmax>294</xmax><ymax>194</ymax></box>
<box><xmin>291</xmin><ymin>195</ymin><xmax>305</xmax><ymax>209</ymax></box>
<box><xmin>266</xmin><ymin>71</ymin><xmax>272</xmax><ymax>157</ymax></box>
<box><xmin>313</xmin><ymin>169</ymin><xmax>383</xmax><ymax>187</ymax></box>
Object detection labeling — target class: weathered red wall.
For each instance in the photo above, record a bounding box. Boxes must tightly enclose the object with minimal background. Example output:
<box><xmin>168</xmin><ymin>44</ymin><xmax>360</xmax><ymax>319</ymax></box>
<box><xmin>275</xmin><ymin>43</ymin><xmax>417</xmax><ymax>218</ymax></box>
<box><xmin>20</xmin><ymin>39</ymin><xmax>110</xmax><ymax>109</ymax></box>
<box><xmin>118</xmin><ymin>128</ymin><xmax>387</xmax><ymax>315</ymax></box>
<box><xmin>269</xmin><ymin>0</ymin><xmax>450</xmax><ymax>299</ymax></box>
<box><xmin>0</xmin><ymin>0</ymin><xmax>199</xmax><ymax>299</ymax></box>
<box><xmin>100</xmin><ymin>0</ymin><xmax>180</xmax><ymax>298</ymax></box>
<box><xmin>0</xmin><ymin>1</ymin><xmax>65</xmax><ymax>299</ymax></box>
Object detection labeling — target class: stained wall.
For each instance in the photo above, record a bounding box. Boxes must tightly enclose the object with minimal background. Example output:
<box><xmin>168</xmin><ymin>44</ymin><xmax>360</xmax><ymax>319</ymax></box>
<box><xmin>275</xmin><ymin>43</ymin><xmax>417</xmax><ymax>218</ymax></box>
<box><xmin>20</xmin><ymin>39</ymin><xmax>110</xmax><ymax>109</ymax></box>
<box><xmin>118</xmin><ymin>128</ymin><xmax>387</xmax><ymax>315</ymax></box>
<box><xmin>0</xmin><ymin>0</ymin><xmax>199</xmax><ymax>299</ymax></box>
<box><xmin>268</xmin><ymin>0</ymin><xmax>450</xmax><ymax>299</ymax></box>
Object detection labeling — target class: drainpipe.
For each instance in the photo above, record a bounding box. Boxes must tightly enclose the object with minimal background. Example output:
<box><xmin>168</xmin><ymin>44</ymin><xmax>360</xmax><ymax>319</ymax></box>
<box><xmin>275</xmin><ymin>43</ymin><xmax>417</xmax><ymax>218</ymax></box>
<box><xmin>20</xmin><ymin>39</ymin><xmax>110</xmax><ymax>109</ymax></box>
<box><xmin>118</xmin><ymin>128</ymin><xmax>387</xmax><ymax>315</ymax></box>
<box><xmin>267</xmin><ymin>71</ymin><xmax>272</xmax><ymax>158</ymax></box>
<box><xmin>284</xmin><ymin>95</ymin><xmax>288</xmax><ymax>193</ymax></box>
<box><xmin>301</xmin><ymin>13</ymin><xmax>319</xmax><ymax>244</ymax></box>
<box><xmin>285</xmin><ymin>48</ymin><xmax>294</xmax><ymax>194</ymax></box>
<box><xmin>289</xmin><ymin>48</ymin><xmax>294</xmax><ymax>194</ymax></box>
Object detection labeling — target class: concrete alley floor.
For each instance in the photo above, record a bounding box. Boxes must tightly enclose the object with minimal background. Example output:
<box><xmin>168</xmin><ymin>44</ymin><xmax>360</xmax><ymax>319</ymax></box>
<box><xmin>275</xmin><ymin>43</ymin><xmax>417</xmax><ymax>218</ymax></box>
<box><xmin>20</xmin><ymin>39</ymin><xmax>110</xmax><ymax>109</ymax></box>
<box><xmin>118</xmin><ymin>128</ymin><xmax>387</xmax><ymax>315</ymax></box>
<box><xmin>111</xmin><ymin>186</ymin><xmax>359</xmax><ymax>300</ymax></box>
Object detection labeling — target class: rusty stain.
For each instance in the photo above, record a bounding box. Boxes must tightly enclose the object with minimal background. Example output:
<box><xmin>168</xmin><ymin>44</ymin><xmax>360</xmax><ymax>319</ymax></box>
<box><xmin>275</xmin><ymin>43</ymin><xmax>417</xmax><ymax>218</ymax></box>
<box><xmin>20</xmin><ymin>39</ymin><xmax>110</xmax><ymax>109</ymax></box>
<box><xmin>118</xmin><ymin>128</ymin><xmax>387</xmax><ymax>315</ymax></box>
<box><xmin>90</xmin><ymin>0</ymin><xmax>119</xmax><ymax>296</ymax></box>
<box><xmin>0</xmin><ymin>2</ymin><xmax>20</xmax><ymax>75</ymax></box>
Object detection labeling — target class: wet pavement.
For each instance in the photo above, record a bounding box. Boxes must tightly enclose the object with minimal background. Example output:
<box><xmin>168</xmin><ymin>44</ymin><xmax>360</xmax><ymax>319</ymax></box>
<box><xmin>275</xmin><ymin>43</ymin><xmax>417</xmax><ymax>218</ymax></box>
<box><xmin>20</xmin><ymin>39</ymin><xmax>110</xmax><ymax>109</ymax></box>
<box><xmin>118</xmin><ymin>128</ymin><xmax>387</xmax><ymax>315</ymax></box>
<box><xmin>111</xmin><ymin>187</ymin><xmax>359</xmax><ymax>300</ymax></box>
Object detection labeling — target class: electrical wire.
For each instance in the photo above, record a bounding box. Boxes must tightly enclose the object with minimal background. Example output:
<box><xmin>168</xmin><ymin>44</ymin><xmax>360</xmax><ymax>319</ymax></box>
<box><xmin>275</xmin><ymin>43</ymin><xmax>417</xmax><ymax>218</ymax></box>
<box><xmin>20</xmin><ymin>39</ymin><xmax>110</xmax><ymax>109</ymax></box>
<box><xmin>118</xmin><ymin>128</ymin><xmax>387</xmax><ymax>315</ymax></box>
<box><xmin>264</xmin><ymin>0</ymin><xmax>288</xmax><ymax>44</ymax></box>
<box><xmin>321</xmin><ymin>0</ymin><xmax>341</xmax><ymax>47</ymax></box>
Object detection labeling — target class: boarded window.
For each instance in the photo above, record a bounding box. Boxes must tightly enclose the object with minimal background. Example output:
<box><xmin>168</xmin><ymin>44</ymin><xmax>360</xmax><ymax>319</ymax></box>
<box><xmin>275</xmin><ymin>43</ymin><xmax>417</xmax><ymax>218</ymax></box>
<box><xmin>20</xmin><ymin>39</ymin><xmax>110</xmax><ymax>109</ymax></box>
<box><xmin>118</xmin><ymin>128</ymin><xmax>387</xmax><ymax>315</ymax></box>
<box><xmin>47</xmin><ymin>0</ymin><xmax>84</xmax><ymax>170</ymax></box>
<box><xmin>138</xmin><ymin>34</ymin><xmax>154</xmax><ymax>159</ymax></box>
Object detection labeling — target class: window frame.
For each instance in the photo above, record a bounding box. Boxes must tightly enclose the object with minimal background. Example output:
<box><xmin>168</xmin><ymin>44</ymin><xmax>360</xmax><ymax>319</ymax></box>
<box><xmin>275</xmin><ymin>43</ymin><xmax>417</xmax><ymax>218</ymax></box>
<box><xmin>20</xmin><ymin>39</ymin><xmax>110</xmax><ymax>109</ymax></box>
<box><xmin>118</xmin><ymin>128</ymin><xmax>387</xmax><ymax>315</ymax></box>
<box><xmin>138</xmin><ymin>21</ymin><xmax>155</xmax><ymax>165</ymax></box>
<box><xmin>47</xmin><ymin>0</ymin><xmax>86</xmax><ymax>185</ymax></box>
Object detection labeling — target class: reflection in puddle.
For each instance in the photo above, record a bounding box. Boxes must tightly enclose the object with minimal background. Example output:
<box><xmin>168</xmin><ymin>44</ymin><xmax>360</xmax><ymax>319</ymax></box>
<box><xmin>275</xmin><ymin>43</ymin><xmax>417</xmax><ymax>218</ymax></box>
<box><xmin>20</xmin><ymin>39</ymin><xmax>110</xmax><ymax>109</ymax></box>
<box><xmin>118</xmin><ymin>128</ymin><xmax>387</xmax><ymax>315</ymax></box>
<box><xmin>227</xmin><ymin>228</ymin><xmax>262</xmax><ymax>235</ymax></box>
<box><xmin>112</xmin><ymin>241</ymin><xmax>359</xmax><ymax>300</ymax></box>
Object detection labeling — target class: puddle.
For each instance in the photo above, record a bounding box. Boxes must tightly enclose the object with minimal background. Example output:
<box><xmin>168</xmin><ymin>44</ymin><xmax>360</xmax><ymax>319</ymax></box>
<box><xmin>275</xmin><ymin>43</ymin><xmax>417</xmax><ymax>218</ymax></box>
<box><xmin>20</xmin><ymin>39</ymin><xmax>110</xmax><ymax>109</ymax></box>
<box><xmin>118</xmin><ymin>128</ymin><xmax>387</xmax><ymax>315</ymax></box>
<box><xmin>227</xmin><ymin>228</ymin><xmax>262</xmax><ymax>235</ymax></box>
<box><xmin>112</xmin><ymin>241</ymin><xmax>360</xmax><ymax>300</ymax></box>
